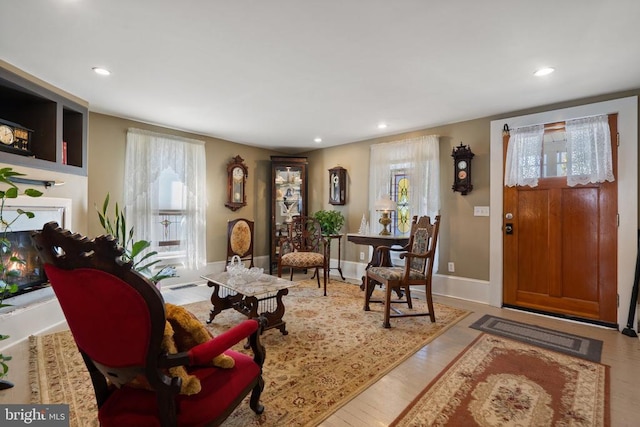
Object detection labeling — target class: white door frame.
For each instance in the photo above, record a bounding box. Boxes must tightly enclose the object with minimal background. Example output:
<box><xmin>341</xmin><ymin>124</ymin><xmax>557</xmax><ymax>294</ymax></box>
<box><xmin>489</xmin><ymin>96</ymin><xmax>638</xmax><ymax>330</ymax></box>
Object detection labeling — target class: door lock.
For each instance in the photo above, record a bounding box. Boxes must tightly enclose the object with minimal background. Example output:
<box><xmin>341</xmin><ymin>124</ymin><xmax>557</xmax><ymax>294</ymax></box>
<box><xmin>505</xmin><ymin>223</ymin><xmax>514</xmax><ymax>235</ymax></box>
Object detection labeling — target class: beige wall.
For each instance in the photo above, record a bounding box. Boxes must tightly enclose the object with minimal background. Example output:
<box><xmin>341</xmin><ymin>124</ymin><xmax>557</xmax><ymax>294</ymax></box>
<box><xmin>85</xmin><ymin>91</ymin><xmax>640</xmax><ymax>282</ymax></box>
<box><xmin>87</xmin><ymin>112</ymin><xmax>276</xmax><ymax>263</ymax></box>
<box><xmin>305</xmin><ymin>118</ymin><xmax>492</xmax><ymax>280</ymax></box>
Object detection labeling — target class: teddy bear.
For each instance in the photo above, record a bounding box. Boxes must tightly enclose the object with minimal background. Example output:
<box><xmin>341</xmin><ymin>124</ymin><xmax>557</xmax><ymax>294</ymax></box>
<box><xmin>128</xmin><ymin>303</ymin><xmax>235</xmax><ymax>395</ymax></box>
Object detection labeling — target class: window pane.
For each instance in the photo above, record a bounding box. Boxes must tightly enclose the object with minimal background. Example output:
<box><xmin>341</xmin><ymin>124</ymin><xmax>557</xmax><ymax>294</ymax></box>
<box><xmin>542</xmin><ymin>130</ymin><xmax>567</xmax><ymax>178</ymax></box>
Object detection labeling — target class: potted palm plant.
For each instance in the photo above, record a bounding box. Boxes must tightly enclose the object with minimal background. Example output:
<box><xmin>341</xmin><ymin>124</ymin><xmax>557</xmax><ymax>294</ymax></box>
<box><xmin>0</xmin><ymin>167</ymin><xmax>43</xmax><ymax>390</ymax></box>
<box><xmin>96</xmin><ymin>194</ymin><xmax>176</xmax><ymax>284</ymax></box>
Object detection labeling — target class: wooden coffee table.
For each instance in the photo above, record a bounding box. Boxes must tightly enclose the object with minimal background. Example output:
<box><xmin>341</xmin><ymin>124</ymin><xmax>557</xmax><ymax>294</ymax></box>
<box><xmin>202</xmin><ymin>272</ymin><xmax>298</xmax><ymax>336</ymax></box>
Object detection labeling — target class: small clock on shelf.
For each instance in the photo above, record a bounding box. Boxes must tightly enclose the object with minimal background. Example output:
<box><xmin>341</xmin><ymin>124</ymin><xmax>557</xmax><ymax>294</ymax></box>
<box><xmin>328</xmin><ymin>166</ymin><xmax>346</xmax><ymax>205</ymax></box>
<box><xmin>225</xmin><ymin>155</ymin><xmax>248</xmax><ymax>211</ymax></box>
<box><xmin>0</xmin><ymin>118</ymin><xmax>33</xmax><ymax>156</ymax></box>
<box><xmin>451</xmin><ymin>142</ymin><xmax>474</xmax><ymax>195</ymax></box>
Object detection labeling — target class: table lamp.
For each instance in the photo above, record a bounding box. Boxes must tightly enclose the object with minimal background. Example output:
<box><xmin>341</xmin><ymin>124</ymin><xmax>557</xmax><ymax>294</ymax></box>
<box><xmin>375</xmin><ymin>196</ymin><xmax>397</xmax><ymax>235</ymax></box>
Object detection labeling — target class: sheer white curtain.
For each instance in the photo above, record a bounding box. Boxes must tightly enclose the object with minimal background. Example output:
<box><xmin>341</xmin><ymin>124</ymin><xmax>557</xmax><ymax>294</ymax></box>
<box><xmin>125</xmin><ymin>128</ymin><xmax>207</xmax><ymax>270</ymax></box>
<box><xmin>565</xmin><ymin>114</ymin><xmax>614</xmax><ymax>186</ymax></box>
<box><xmin>369</xmin><ymin>135</ymin><xmax>440</xmax><ymax>230</ymax></box>
<box><xmin>504</xmin><ymin>124</ymin><xmax>544</xmax><ymax>187</ymax></box>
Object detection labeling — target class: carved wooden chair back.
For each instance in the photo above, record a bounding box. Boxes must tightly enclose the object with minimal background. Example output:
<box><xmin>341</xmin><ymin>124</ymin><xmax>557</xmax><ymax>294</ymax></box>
<box><xmin>226</xmin><ymin>218</ymin><xmax>255</xmax><ymax>269</ymax></box>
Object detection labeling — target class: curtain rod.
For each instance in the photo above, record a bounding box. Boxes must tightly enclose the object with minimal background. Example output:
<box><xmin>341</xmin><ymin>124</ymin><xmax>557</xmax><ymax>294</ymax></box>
<box><xmin>503</xmin><ymin>112</ymin><xmax>610</xmax><ymax>133</ymax></box>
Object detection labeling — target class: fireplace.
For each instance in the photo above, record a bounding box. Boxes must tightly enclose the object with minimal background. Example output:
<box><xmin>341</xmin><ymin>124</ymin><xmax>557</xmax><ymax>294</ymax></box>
<box><xmin>3</xmin><ymin>196</ymin><xmax>72</xmax><ymax>295</ymax></box>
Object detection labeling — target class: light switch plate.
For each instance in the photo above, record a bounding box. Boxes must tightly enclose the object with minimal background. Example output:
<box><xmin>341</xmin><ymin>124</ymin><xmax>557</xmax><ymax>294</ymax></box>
<box><xmin>474</xmin><ymin>206</ymin><xmax>490</xmax><ymax>216</ymax></box>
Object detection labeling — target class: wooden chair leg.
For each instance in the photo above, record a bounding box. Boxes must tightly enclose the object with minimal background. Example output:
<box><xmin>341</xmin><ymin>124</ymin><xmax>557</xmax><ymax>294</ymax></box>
<box><xmin>383</xmin><ymin>282</ymin><xmax>392</xmax><ymax>328</ymax></box>
<box><xmin>405</xmin><ymin>285</ymin><xmax>413</xmax><ymax>309</ymax></box>
<box><xmin>289</xmin><ymin>268</ymin><xmax>294</xmax><ymax>281</ymax></box>
<box><xmin>315</xmin><ymin>267</ymin><xmax>321</xmax><ymax>288</ymax></box>
<box><xmin>323</xmin><ymin>265</ymin><xmax>328</xmax><ymax>296</ymax></box>
<box><xmin>425</xmin><ymin>282</ymin><xmax>436</xmax><ymax>322</ymax></box>
<box><xmin>364</xmin><ymin>276</ymin><xmax>372</xmax><ymax>311</ymax></box>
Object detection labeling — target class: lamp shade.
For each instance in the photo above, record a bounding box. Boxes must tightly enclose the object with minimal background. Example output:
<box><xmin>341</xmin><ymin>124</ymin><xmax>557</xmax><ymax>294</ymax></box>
<box><xmin>375</xmin><ymin>196</ymin><xmax>397</xmax><ymax>211</ymax></box>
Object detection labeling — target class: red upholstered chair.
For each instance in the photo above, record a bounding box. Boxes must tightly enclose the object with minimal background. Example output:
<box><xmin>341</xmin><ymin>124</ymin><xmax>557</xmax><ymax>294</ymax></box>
<box><xmin>277</xmin><ymin>215</ymin><xmax>329</xmax><ymax>295</ymax></box>
<box><xmin>31</xmin><ymin>222</ymin><xmax>266</xmax><ymax>427</ymax></box>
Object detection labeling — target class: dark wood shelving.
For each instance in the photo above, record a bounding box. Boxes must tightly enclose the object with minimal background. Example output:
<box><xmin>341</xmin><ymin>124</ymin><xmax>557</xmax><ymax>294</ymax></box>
<box><xmin>0</xmin><ymin>66</ymin><xmax>87</xmax><ymax>175</ymax></box>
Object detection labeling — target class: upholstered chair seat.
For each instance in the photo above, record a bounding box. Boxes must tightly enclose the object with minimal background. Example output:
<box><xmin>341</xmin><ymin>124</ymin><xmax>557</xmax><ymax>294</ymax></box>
<box><xmin>366</xmin><ymin>266</ymin><xmax>426</xmax><ymax>281</ymax></box>
<box><xmin>280</xmin><ymin>251</ymin><xmax>325</xmax><ymax>268</ymax></box>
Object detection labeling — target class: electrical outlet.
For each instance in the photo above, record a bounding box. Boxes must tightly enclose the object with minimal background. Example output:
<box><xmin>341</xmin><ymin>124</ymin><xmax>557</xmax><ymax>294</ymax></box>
<box><xmin>360</xmin><ymin>252</ymin><xmax>365</xmax><ymax>261</ymax></box>
<box><xmin>448</xmin><ymin>262</ymin><xmax>455</xmax><ymax>272</ymax></box>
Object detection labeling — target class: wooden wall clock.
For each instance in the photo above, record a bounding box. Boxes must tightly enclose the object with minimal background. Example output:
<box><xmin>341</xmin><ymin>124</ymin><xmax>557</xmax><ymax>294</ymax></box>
<box><xmin>225</xmin><ymin>155</ymin><xmax>248</xmax><ymax>211</ymax></box>
<box><xmin>451</xmin><ymin>142</ymin><xmax>474</xmax><ymax>195</ymax></box>
<box><xmin>328</xmin><ymin>166</ymin><xmax>346</xmax><ymax>205</ymax></box>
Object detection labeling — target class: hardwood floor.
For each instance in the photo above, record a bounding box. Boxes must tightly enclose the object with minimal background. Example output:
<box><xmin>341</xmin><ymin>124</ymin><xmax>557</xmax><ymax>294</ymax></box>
<box><xmin>2</xmin><ymin>274</ymin><xmax>639</xmax><ymax>426</ymax></box>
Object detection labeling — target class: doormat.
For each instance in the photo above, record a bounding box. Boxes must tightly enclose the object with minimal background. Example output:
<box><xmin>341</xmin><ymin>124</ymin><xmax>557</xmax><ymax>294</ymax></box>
<box><xmin>469</xmin><ymin>314</ymin><xmax>603</xmax><ymax>362</ymax></box>
<box><xmin>390</xmin><ymin>334</ymin><xmax>609</xmax><ymax>426</ymax></box>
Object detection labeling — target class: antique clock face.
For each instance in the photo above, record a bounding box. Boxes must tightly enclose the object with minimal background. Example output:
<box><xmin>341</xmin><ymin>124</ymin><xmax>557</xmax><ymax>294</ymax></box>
<box><xmin>328</xmin><ymin>166</ymin><xmax>346</xmax><ymax>205</ymax></box>
<box><xmin>0</xmin><ymin>120</ymin><xmax>33</xmax><ymax>155</ymax></box>
<box><xmin>232</xmin><ymin>167</ymin><xmax>244</xmax><ymax>202</ymax></box>
<box><xmin>0</xmin><ymin>125</ymin><xmax>14</xmax><ymax>145</ymax></box>
<box><xmin>452</xmin><ymin>143</ymin><xmax>474</xmax><ymax>195</ymax></box>
<box><xmin>225</xmin><ymin>156</ymin><xmax>248</xmax><ymax>211</ymax></box>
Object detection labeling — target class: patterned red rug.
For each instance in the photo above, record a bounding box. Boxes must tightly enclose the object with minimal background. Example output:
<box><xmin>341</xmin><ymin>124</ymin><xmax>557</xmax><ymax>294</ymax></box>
<box><xmin>391</xmin><ymin>333</ymin><xmax>609</xmax><ymax>426</ymax></box>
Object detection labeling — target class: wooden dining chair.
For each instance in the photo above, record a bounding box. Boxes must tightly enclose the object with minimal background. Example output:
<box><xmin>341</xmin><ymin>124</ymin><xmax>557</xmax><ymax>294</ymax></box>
<box><xmin>363</xmin><ymin>215</ymin><xmax>441</xmax><ymax>328</ymax></box>
<box><xmin>277</xmin><ymin>215</ymin><xmax>329</xmax><ymax>295</ymax></box>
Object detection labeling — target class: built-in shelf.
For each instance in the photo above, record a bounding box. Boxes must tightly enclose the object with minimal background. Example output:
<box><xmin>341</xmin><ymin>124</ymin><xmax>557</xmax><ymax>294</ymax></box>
<box><xmin>0</xmin><ymin>66</ymin><xmax>87</xmax><ymax>176</ymax></box>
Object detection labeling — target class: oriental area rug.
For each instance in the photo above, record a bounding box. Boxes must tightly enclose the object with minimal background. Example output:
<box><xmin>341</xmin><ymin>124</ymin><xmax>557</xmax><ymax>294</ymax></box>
<box><xmin>29</xmin><ymin>279</ymin><xmax>469</xmax><ymax>427</ymax></box>
<box><xmin>390</xmin><ymin>334</ymin><xmax>610</xmax><ymax>427</ymax></box>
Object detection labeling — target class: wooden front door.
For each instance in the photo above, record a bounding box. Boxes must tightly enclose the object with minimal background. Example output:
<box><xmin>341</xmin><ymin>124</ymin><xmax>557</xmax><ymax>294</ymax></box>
<box><xmin>503</xmin><ymin>115</ymin><xmax>618</xmax><ymax>325</ymax></box>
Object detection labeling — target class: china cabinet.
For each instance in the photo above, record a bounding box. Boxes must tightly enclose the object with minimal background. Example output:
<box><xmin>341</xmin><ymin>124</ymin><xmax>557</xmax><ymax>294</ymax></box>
<box><xmin>270</xmin><ymin>156</ymin><xmax>308</xmax><ymax>273</ymax></box>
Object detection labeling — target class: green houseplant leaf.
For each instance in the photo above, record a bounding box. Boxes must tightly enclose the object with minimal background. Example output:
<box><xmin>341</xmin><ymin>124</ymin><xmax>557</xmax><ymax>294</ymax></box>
<box><xmin>312</xmin><ymin>210</ymin><xmax>345</xmax><ymax>236</ymax></box>
<box><xmin>96</xmin><ymin>193</ymin><xmax>177</xmax><ymax>284</ymax></box>
<box><xmin>0</xmin><ymin>167</ymin><xmax>43</xmax><ymax>384</ymax></box>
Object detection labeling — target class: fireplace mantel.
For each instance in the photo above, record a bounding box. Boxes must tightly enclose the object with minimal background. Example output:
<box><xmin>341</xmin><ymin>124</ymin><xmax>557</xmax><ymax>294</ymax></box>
<box><xmin>3</xmin><ymin>196</ymin><xmax>72</xmax><ymax>231</ymax></box>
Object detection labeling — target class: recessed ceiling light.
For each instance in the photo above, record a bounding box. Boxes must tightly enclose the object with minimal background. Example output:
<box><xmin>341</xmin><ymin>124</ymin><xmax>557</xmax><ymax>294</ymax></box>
<box><xmin>534</xmin><ymin>67</ymin><xmax>555</xmax><ymax>77</ymax></box>
<box><xmin>92</xmin><ymin>67</ymin><xmax>111</xmax><ymax>76</ymax></box>
<box><xmin>314</xmin><ymin>137</ymin><xmax>322</xmax><ymax>143</ymax></box>
<box><xmin>377</xmin><ymin>123</ymin><xmax>388</xmax><ymax>129</ymax></box>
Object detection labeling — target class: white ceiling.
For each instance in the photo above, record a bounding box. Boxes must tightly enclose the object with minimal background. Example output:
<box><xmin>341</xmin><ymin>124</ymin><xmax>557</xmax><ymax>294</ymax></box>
<box><xmin>2</xmin><ymin>1</ymin><xmax>640</xmax><ymax>153</ymax></box>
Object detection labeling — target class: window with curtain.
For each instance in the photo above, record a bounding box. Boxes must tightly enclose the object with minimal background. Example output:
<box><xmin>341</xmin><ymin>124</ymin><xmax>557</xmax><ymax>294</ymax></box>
<box><xmin>369</xmin><ymin>135</ymin><xmax>440</xmax><ymax>270</ymax></box>
<box><xmin>125</xmin><ymin>128</ymin><xmax>207</xmax><ymax>270</ymax></box>
<box><xmin>505</xmin><ymin>114</ymin><xmax>614</xmax><ymax>187</ymax></box>
<box><xmin>369</xmin><ymin>135</ymin><xmax>440</xmax><ymax>233</ymax></box>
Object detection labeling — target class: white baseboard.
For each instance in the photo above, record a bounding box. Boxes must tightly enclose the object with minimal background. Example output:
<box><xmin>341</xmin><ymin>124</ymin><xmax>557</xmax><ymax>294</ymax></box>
<box><xmin>0</xmin><ymin>298</ymin><xmax>65</xmax><ymax>351</ymax></box>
